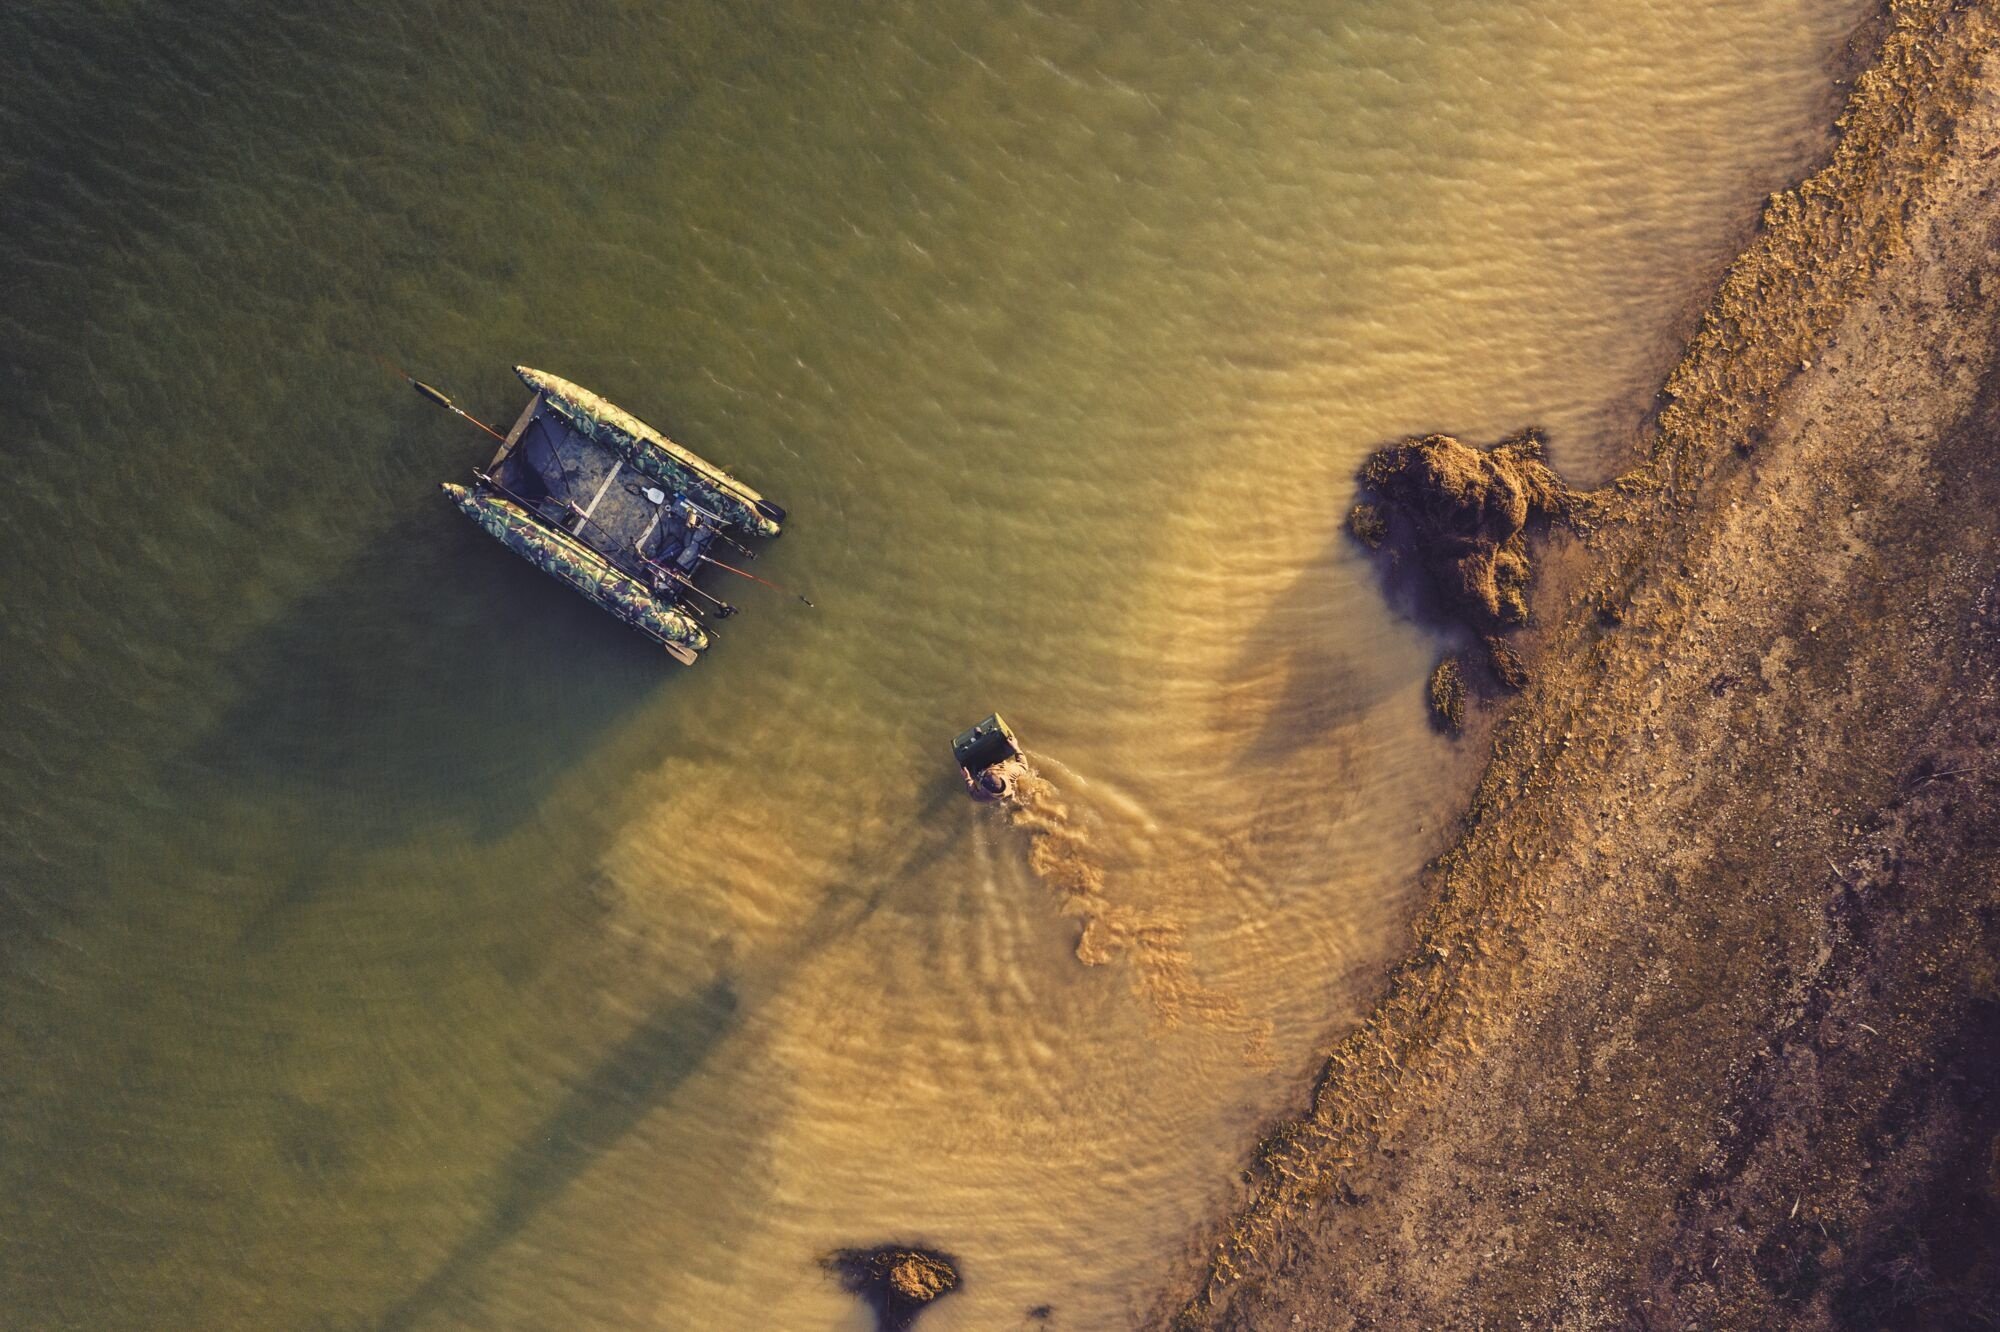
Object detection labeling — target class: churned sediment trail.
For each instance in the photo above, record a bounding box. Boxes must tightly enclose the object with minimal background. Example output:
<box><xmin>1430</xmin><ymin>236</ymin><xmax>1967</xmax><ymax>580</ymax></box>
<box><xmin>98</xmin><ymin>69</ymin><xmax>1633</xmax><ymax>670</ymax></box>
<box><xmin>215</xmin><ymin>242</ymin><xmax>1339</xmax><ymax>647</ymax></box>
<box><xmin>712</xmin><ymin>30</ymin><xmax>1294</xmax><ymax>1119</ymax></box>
<box><xmin>1160</xmin><ymin>0</ymin><xmax>2000</xmax><ymax>1325</ymax></box>
<box><xmin>1008</xmin><ymin>773</ymin><xmax>1272</xmax><ymax>1059</ymax></box>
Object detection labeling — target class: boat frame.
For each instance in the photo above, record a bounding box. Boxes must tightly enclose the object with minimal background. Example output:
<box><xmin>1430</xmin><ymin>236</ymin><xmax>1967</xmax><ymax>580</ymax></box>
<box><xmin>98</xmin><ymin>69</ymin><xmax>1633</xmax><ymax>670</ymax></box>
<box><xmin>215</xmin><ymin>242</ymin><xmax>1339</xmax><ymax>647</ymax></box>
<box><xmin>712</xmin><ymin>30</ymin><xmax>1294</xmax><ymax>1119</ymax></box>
<box><xmin>441</xmin><ymin>367</ymin><xmax>784</xmax><ymax>665</ymax></box>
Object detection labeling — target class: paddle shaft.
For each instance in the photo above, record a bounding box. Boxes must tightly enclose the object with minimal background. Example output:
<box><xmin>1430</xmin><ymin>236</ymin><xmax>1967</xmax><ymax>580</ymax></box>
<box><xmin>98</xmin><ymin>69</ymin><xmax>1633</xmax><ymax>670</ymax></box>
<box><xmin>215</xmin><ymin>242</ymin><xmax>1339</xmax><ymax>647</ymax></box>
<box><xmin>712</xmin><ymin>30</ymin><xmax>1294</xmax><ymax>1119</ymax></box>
<box><xmin>380</xmin><ymin>357</ymin><xmax>509</xmax><ymax>445</ymax></box>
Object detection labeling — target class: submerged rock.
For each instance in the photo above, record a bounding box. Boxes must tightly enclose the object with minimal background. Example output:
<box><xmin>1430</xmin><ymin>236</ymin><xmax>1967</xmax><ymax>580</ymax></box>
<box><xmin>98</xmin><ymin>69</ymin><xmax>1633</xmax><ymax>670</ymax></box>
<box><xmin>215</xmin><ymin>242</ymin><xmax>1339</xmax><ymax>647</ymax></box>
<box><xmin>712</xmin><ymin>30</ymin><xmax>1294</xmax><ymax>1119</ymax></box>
<box><xmin>824</xmin><ymin>1246</ymin><xmax>960</xmax><ymax>1330</ymax></box>
<box><xmin>1357</xmin><ymin>429</ymin><xmax>1574</xmax><ymax>630</ymax></box>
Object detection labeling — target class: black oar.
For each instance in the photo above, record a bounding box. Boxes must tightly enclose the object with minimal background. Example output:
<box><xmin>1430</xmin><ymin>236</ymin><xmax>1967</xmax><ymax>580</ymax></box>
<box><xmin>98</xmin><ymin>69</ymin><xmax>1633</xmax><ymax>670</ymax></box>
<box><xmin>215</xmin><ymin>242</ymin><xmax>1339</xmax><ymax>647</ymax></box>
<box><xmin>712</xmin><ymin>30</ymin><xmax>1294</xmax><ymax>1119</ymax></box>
<box><xmin>698</xmin><ymin>553</ymin><xmax>815</xmax><ymax>608</ymax></box>
<box><xmin>376</xmin><ymin>356</ymin><xmax>509</xmax><ymax>445</ymax></box>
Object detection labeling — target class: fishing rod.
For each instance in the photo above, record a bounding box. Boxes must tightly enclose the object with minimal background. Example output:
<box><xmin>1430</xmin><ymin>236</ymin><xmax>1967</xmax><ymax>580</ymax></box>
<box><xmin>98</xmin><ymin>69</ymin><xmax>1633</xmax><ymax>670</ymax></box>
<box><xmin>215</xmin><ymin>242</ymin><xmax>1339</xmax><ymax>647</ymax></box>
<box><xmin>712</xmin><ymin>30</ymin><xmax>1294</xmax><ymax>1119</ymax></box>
<box><xmin>546</xmin><ymin>495</ymin><xmax>712</xmax><ymax>609</ymax></box>
<box><xmin>470</xmin><ymin>468</ymin><xmax>592</xmax><ymax>541</ymax></box>
<box><xmin>475</xmin><ymin>470</ymin><xmax>765</xmax><ymax>623</ymax></box>
<box><xmin>535</xmin><ymin>489</ymin><xmax>739</xmax><ymax>622</ymax></box>
<box><xmin>375</xmin><ymin>355</ymin><xmax>508</xmax><ymax>445</ymax></box>
<box><xmin>693</xmin><ymin>520</ymin><xmax>761</xmax><ymax>566</ymax></box>
<box><xmin>639</xmin><ymin>555</ymin><xmax>738</xmax><ymax>617</ymax></box>
<box><xmin>677</xmin><ymin>495</ymin><xmax>755</xmax><ymax>555</ymax></box>
<box><xmin>686</xmin><ymin>516</ymin><xmax>761</xmax><ymax>566</ymax></box>
<box><xmin>625</xmin><ymin>482</ymin><xmax>762</xmax><ymax>563</ymax></box>
<box><xmin>697</xmin><ymin>553</ymin><xmax>816</xmax><ymax>608</ymax></box>
<box><xmin>620</xmin><ymin>507</ymin><xmax>801</xmax><ymax>614</ymax></box>
<box><xmin>467</xmin><ymin>469</ymin><xmax>722</xmax><ymax>630</ymax></box>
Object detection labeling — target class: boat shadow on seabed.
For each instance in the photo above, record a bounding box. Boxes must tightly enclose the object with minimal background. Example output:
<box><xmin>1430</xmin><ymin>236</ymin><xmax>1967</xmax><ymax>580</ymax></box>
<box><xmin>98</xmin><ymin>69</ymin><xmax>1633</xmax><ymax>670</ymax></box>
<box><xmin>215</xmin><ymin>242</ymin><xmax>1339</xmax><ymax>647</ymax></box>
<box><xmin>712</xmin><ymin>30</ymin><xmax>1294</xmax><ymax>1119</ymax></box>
<box><xmin>370</xmin><ymin>795</ymin><xmax>967</xmax><ymax>1332</ymax></box>
<box><xmin>170</xmin><ymin>501</ymin><xmax>682</xmax><ymax>950</ymax></box>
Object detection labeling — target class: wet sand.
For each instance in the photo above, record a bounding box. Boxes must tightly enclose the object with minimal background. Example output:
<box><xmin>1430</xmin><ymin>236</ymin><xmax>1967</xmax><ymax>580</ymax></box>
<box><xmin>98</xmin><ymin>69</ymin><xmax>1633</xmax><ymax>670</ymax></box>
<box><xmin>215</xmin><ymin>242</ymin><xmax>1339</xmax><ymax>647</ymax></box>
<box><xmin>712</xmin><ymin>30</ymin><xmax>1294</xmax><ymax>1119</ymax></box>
<box><xmin>1159</xmin><ymin>1</ymin><xmax>2000</xmax><ymax>1326</ymax></box>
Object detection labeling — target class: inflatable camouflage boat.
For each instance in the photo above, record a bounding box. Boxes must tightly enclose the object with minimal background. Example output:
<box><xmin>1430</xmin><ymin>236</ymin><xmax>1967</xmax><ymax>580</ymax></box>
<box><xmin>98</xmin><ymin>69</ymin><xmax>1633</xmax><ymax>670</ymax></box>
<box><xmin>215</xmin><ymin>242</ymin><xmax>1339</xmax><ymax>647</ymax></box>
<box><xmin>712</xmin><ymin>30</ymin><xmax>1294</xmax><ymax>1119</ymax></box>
<box><xmin>439</xmin><ymin>366</ymin><xmax>786</xmax><ymax>665</ymax></box>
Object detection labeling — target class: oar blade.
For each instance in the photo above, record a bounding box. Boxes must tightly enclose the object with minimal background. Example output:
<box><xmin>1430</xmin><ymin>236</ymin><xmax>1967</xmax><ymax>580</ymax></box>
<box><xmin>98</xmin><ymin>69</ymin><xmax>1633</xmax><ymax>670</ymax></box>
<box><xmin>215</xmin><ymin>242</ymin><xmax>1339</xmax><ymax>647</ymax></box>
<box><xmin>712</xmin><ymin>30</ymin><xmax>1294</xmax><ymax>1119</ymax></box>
<box><xmin>411</xmin><ymin>379</ymin><xmax>455</xmax><ymax>410</ymax></box>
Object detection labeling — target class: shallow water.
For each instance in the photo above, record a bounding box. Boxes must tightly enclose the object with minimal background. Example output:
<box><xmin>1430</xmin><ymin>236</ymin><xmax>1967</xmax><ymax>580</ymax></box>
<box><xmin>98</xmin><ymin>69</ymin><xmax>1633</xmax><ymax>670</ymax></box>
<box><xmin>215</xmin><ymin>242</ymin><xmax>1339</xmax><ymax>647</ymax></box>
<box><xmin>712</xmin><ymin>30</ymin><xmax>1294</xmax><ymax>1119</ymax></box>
<box><xmin>0</xmin><ymin>1</ymin><xmax>1862</xmax><ymax>1327</ymax></box>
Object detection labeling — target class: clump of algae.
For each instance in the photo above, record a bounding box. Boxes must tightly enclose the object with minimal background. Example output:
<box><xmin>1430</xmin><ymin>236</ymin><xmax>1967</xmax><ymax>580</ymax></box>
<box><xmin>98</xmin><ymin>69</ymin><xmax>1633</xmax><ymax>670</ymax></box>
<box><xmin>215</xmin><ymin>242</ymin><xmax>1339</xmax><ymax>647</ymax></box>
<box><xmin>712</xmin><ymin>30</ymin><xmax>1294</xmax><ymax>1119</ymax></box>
<box><xmin>1428</xmin><ymin>657</ymin><xmax>1466</xmax><ymax>731</ymax></box>
<box><xmin>1357</xmin><ymin>429</ymin><xmax>1574</xmax><ymax>631</ymax></box>
<box><xmin>824</xmin><ymin>1247</ymin><xmax>959</xmax><ymax>1331</ymax></box>
<box><xmin>1346</xmin><ymin>502</ymin><xmax>1388</xmax><ymax>550</ymax></box>
<box><xmin>1352</xmin><ymin>430</ymin><xmax>1576</xmax><ymax>728</ymax></box>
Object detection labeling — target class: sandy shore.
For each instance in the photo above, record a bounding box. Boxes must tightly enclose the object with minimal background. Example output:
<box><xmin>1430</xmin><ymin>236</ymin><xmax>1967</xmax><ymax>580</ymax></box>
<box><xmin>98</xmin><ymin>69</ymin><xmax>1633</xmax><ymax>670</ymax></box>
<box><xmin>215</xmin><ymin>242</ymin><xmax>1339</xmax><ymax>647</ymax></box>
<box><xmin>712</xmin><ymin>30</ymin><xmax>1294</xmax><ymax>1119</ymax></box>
<box><xmin>1155</xmin><ymin>1</ymin><xmax>2000</xmax><ymax>1326</ymax></box>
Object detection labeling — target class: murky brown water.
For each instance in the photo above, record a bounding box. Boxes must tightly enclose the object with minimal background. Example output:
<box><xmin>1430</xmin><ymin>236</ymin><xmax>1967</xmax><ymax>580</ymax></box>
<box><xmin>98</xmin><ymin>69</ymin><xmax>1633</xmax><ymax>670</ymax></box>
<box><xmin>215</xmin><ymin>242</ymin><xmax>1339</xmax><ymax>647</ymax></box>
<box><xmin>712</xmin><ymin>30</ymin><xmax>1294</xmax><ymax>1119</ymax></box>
<box><xmin>0</xmin><ymin>1</ymin><xmax>1862</xmax><ymax>1327</ymax></box>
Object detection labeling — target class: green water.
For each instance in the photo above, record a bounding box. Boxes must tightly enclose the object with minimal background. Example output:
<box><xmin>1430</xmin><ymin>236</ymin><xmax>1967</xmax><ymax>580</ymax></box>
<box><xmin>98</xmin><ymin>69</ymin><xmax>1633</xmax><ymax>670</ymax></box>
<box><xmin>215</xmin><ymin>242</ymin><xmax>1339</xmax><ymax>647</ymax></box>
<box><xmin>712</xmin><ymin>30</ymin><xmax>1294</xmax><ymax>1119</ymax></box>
<box><xmin>2</xmin><ymin>1</ymin><xmax>1862</xmax><ymax>1327</ymax></box>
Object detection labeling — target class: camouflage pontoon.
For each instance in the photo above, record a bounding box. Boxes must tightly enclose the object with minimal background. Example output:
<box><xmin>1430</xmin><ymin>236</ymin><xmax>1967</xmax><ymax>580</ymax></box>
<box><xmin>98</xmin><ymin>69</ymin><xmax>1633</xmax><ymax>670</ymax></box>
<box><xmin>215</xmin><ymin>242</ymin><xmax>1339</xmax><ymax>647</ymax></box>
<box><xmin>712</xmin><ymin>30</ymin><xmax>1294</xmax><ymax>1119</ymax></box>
<box><xmin>515</xmin><ymin>367</ymin><xmax>786</xmax><ymax>539</ymax></box>
<box><xmin>439</xmin><ymin>367</ymin><xmax>786</xmax><ymax>665</ymax></box>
